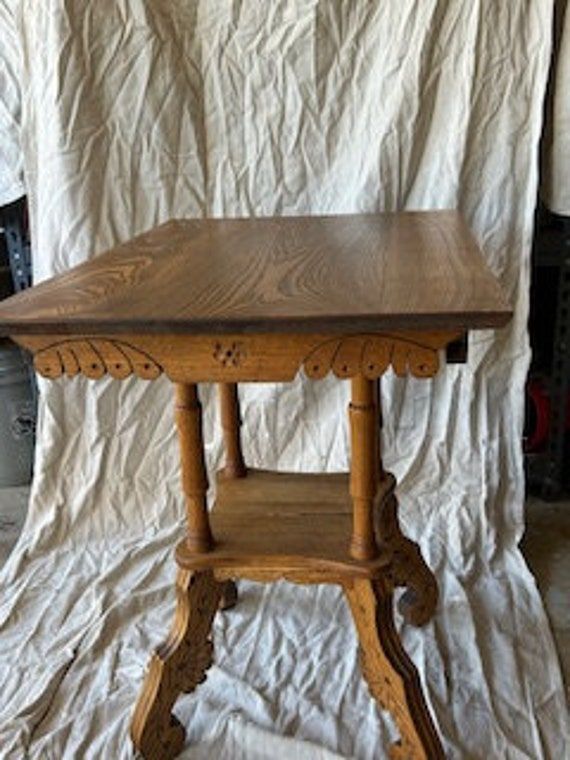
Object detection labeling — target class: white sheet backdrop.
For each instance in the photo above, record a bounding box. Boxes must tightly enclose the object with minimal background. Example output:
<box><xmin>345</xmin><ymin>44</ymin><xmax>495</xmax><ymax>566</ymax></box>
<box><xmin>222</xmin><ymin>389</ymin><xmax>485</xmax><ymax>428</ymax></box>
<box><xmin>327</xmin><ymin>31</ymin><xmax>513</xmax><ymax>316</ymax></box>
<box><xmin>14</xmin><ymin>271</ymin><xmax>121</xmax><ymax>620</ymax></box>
<box><xmin>0</xmin><ymin>0</ymin><xmax>23</xmax><ymax>204</ymax></box>
<box><xmin>1</xmin><ymin>2</ymin><xmax>569</xmax><ymax>758</ymax></box>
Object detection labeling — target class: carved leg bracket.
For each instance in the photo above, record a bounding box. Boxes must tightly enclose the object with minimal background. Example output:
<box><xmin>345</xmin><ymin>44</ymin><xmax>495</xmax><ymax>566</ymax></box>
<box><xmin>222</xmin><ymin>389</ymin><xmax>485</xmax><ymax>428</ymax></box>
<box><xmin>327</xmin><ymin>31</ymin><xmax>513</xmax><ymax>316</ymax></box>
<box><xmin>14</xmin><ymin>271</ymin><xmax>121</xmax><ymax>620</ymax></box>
<box><xmin>219</xmin><ymin>579</ymin><xmax>238</xmax><ymax>610</ymax></box>
<box><xmin>130</xmin><ymin>569</ymin><xmax>223</xmax><ymax>759</ymax></box>
<box><xmin>344</xmin><ymin>577</ymin><xmax>444</xmax><ymax>760</ymax></box>
<box><xmin>377</xmin><ymin>474</ymin><xmax>438</xmax><ymax>627</ymax></box>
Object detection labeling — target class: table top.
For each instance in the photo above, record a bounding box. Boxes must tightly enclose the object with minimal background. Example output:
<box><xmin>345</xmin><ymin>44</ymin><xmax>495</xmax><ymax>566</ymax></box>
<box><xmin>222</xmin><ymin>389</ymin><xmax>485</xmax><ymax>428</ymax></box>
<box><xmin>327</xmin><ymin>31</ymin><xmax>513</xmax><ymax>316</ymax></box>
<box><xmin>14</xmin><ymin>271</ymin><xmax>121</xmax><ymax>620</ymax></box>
<box><xmin>0</xmin><ymin>211</ymin><xmax>511</xmax><ymax>336</ymax></box>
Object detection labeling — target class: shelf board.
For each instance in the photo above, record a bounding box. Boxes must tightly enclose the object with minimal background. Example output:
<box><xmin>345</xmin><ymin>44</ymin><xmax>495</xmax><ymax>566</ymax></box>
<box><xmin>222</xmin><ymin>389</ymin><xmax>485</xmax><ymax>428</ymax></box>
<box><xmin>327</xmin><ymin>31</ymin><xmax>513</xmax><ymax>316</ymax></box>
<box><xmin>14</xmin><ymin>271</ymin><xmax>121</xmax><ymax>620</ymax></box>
<box><xmin>176</xmin><ymin>469</ymin><xmax>391</xmax><ymax>582</ymax></box>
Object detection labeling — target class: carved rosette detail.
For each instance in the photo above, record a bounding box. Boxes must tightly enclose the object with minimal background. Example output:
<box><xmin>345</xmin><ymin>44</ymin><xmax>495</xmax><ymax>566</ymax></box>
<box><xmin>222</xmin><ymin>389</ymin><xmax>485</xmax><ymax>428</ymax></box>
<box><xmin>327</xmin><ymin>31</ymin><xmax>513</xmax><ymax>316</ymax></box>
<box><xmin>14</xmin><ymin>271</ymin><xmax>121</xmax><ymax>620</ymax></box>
<box><xmin>303</xmin><ymin>335</ymin><xmax>440</xmax><ymax>380</ymax></box>
<box><xmin>33</xmin><ymin>339</ymin><xmax>162</xmax><ymax>380</ymax></box>
<box><xmin>213</xmin><ymin>341</ymin><xmax>244</xmax><ymax>367</ymax></box>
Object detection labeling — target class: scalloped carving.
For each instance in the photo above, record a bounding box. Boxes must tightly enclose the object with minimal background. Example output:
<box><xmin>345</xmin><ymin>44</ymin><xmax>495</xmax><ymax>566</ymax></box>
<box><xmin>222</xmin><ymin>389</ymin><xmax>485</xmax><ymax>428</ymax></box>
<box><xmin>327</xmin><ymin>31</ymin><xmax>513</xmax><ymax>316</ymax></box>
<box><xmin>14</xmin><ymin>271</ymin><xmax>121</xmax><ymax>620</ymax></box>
<box><xmin>303</xmin><ymin>335</ymin><xmax>440</xmax><ymax>380</ymax></box>
<box><xmin>33</xmin><ymin>338</ymin><xmax>162</xmax><ymax>380</ymax></box>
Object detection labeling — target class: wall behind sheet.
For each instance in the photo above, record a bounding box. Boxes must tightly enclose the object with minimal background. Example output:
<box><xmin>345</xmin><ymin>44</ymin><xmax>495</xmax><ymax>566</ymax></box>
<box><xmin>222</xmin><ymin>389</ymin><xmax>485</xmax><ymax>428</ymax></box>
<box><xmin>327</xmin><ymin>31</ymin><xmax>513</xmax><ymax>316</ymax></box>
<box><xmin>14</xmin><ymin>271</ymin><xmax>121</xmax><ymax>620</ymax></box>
<box><xmin>1</xmin><ymin>2</ymin><xmax>568</xmax><ymax>759</ymax></box>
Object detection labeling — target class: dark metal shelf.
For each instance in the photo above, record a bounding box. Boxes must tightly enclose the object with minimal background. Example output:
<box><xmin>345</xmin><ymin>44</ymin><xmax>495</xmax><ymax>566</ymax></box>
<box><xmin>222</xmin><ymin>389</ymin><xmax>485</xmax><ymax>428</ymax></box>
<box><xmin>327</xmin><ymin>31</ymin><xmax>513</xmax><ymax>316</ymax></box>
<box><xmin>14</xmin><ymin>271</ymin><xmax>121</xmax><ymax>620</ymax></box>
<box><xmin>0</xmin><ymin>196</ymin><xmax>38</xmax><ymax>420</ymax></box>
<box><xmin>527</xmin><ymin>207</ymin><xmax>570</xmax><ymax>498</ymax></box>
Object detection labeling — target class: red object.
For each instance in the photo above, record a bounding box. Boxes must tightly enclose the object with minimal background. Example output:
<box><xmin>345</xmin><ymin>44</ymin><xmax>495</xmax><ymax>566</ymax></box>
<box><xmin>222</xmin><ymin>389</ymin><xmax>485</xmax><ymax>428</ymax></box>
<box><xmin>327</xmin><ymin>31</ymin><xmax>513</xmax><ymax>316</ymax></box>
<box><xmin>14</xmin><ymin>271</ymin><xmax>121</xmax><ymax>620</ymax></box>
<box><xmin>525</xmin><ymin>377</ymin><xmax>570</xmax><ymax>453</ymax></box>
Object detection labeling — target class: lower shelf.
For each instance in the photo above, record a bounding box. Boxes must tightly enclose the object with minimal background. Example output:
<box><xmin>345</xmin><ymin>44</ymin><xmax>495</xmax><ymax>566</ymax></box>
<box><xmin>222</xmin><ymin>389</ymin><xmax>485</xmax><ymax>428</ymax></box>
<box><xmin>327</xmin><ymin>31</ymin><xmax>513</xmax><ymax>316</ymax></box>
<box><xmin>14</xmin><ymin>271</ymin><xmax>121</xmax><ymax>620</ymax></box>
<box><xmin>176</xmin><ymin>469</ymin><xmax>390</xmax><ymax>582</ymax></box>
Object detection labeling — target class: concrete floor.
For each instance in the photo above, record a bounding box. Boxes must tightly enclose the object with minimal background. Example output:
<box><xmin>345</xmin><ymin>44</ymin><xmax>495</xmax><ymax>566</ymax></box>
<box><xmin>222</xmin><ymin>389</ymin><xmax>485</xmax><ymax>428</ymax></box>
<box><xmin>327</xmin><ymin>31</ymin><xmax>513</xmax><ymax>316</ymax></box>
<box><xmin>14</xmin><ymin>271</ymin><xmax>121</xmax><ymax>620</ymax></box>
<box><xmin>0</xmin><ymin>488</ymin><xmax>568</xmax><ymax>704</ymax></box>
<box><xmin>521</xmin><ymin>497</ymin><xmax>570</xmax><ymax>702</ymax></box>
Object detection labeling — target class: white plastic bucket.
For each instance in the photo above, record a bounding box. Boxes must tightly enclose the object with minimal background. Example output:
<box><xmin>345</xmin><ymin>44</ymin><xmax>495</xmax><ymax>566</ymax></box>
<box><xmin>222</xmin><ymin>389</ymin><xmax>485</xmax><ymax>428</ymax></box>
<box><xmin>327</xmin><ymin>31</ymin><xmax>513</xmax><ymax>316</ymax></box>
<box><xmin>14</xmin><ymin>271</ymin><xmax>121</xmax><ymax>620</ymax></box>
<box><xmin>0</xmin><ymin>342</ymin><xmax>35</xmax><ymax>486</ymax></box>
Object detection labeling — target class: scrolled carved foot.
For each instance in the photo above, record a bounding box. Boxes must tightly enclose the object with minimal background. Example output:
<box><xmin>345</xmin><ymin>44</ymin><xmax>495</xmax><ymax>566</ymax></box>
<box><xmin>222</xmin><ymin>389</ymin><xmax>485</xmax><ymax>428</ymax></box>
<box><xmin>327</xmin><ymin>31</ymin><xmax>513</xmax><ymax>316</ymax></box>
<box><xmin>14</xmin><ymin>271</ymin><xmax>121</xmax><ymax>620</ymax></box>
<box><xmin>345</xmin><ymin>577</ymin><xmax>444</xmax><ymax>760</ymax></box>
<box><xmin>130</xmin><ymin>569</ymin><xmax>223</xmax><ymax>759</ymax></box>
<box><xmin>219</xmin><ymin>579</ymin><xmax>238</xmax><ymax>611</ymax></box>
<box><xmin>377</xmin><ymin>474</ymin><xmax>438</xmax><ymax>626</ymax></box>
<box><xmin>392</xmin><ymin>544</ymin><xmax>438</xmax><ymax>627</ymax></box>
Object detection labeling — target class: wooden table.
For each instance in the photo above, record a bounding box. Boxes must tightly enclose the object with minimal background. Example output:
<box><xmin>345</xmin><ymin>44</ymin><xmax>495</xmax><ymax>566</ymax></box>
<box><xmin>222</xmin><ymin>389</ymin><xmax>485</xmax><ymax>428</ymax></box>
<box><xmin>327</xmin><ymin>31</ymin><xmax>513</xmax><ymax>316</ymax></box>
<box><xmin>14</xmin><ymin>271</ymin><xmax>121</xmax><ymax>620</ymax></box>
<box><xmin>0</xmin><ymin>212</ymin><xmax>511</xmax><ymax>759</ymax></box>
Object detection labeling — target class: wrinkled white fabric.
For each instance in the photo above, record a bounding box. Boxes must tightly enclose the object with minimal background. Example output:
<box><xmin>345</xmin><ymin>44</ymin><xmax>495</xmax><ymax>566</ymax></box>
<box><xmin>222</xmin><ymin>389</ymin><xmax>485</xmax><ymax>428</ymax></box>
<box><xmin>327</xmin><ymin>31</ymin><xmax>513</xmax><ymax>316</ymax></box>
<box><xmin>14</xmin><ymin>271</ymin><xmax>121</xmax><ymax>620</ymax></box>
<box><xmin>0</xmin><ymin>0</ymin><xmax>23</xmax><ymax>204</ymax></box>
<box><xmin>0</xmin><ymin>2</ymin><xmax>569</xmax><ymax>759</ymax></box>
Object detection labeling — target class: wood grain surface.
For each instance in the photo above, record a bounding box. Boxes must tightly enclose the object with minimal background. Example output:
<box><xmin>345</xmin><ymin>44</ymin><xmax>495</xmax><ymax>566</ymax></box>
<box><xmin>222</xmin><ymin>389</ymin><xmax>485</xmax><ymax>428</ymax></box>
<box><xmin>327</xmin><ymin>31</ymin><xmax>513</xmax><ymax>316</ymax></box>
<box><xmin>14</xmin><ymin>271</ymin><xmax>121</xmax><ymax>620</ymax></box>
<box><xmin>175</xmin><ymin>383</ymin><xmax>213</xmax><ymax>553</ymax></box>
<box><xmin>345</xmin><ymin>577</ymin><xmax>445</xmax><ymax>759</ymax></box>
<box><xmin>130</xmin><ymin>569</ymin><xmax>223</xmax><ymax>759</ymax></box>
<box><xmin>349</xmin><ymin>375</ymin><xmax>379</xmax><ymax>561</ymax></box>
<box><xmin>175</xmin><ymin>469</ymin><xmax>391</xmax><ymax>582</ymax></box>
<box><xmin>0</xmin><ymin>212</ymin><xmax>511</xmax><ymax>336</ymax></box>
<box><xmin>16</xmin><ymin>329</ymin><xmax>462</xmax><ymax>383</ymax></box>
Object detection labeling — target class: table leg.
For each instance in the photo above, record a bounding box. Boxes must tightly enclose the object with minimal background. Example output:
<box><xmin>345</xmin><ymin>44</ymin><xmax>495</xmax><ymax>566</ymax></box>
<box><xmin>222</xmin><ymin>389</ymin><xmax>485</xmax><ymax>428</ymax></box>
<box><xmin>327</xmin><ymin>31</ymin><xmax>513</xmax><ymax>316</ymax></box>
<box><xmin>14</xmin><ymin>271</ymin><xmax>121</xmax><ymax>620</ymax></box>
<box><xmin>131</xmin><ymin>383</ymin><xmax>220</xmax><ymax>758</ymax></box>
<box><xmin>377</xmin><ymin>474</ymin><xmax>438</xmax><ymax>626</ymax></box>
<box><xmin>344</xmin><ymin>576</ymin><xmax>444</xmax><ymax>760</ymax></box>
<box><xmin>219</xmin><ymin>579</ymin><xmax>238</xmax><ymax>610</ymax></box>
<box><xmin>176</xmin><ymin>383</ymin><xmax>213</xmax><ymax>553</ymax></box>
<box><xmin>218</xmin><ymin>382</ymin><xmax>245</xmax><ymax>610</ymax></box>
<box><xmin>219</xmin><ymin>382</ymin><xmax>247</xmax><ymax>479</ymax></box>
<box><xmin>130</xmin><ymin>569</ymin><xmax>223</xmax><ymax>759</ymax></box>
<box><xmin>374</xmin><ymin>384</ymin><xmax>438</xmax><ymax>626</ymax></box>
<box><xmin>349</xmin><ymin>376</ymin><xmax>379</xmax><ymax>560</ymax></box>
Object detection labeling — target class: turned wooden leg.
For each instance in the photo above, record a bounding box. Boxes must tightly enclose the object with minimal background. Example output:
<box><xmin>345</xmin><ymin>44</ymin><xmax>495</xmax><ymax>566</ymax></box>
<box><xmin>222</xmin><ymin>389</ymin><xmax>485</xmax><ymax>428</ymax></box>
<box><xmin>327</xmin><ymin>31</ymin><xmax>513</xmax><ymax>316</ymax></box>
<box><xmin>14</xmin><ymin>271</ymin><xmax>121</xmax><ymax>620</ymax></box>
<box><xmin>175</xmin><ymin>383</ymin><xmax>213</xmax><ymax>553</ymax></box>
<box><xmin>349</xmin><ymin>376</ymin><xmax>379</xmax><ymax>560</ymax></box>
<box><xmin>373</xmin><ymin>378</ymin><xmax>388</xmax><ymax>483</ymax></box>
<box><xmin>344</xmin><ymin>576</ymin><xmax>444</xmax><ymax>760</ymax></box>
<box><xmin>217</xmin><ymin>383</ymin><xmax>245</xmax><ymax>610</ymax></box>
<box><xmin>130</xmin><ymin>569</ymin><xmax>223</xmax><ymax>759</ymax></box>
<box><xmin>219</xmin><ymin>383</ymin><xmax>246</xmax><ymax>479</ymax></box>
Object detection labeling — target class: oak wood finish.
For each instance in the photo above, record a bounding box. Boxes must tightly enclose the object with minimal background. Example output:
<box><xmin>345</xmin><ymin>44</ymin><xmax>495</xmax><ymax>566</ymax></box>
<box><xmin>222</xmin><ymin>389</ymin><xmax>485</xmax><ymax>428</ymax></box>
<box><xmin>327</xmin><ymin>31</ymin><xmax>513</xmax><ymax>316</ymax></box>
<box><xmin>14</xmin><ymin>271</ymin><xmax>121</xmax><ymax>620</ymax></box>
<box><xmin>169</xmin><ymin>467</ymin><xmax>444</xmax><ymax>756</ymax></box>
<box><xmin>218</xmin><ymin>383</ymin><xmax>246</xmax><ymax>479</ymax></box>
<box><xmin>0</xmin><ymin>212</ymin><xmax>511</xmax><ymax>336</ymax></box>
<box><xmin>177</xmin><ymin>470</ymin><xmax>437</xmax><ymax>625</ymax></box>
<box><xmin>377</xmin><ymin>473</ymin><xmax>438</xmax><ymax>627</ymax></box>
<box><xmin>349</xmin><ymin>376</ymin><xmax>379</xmax><ymax>561</ymax></box>
<box><xmin>175</xmin><ymin>384</ymin><xmax>212</xmax><ymax>554</ymax></box>
<box><xmin>219</xmin><ymin>579</ymin><xmax>238</xmax><ymax>611</ymax></box>
<box><xmin>376</xmin><ymin>383</ymin><xmax>437</xmax><ymax>626</ymax></box>
<box><xmin>130</xmin><ymin>569</ymin><xmax>223</xmax><ymax>759</ymax></box>
<box><xmin>217</xmin><ymin>383</ymin><xmax>245</xmax><ymax>609</ymax></box>
<box><xmin>176</xmin><ymin>470</ymin><xmax>391</xmax><ymax>583</ymax></box>
<box><xmin>345</xmin><ymin>577</ymin><xmax>445</xmax><ymax>759</ymax></box>
<box><xmin>373</xmin><ymin>379</ymin><xmax>384</xmax><ymax>482</ymax></box>
<box><xmin>0</xmin><ymin>213</ymin><xmax>511</xmax><ymax>759</ymax></box>
<box><xmin>16</xmin><ymin>329</ymin><xmax>462</xmax><ymax>383</ymax></box>
<box><xmin>175</xmin><ymin>469</ymin><xmax>439</xmax><ymax>617</ymax></box>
